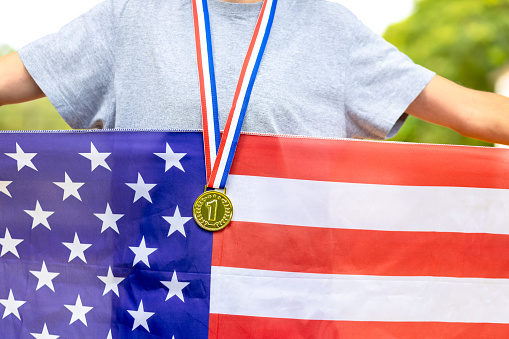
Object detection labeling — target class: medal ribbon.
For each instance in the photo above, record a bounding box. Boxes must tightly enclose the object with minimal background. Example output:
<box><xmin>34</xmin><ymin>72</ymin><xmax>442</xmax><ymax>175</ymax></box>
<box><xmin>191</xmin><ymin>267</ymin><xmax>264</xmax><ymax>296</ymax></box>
<box><xmin>192</xmin><ymin>0</ymin><xmax>278</xmax><ymax>189</ymax></box>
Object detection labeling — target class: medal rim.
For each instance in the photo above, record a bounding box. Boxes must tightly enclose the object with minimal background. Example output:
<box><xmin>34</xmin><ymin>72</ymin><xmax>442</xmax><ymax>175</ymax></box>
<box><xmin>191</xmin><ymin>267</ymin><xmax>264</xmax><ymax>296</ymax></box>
<box><xmin>193</xmin><ymin>190</ymin><xmax>233</xmax><ymax>232</ymax></box>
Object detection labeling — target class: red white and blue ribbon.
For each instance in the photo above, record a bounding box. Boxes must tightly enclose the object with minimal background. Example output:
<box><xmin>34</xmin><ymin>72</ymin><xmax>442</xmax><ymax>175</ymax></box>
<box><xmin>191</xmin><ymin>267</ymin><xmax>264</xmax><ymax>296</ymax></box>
<box><xmin>192</xmin><ymin>0</ymin><xmax>278</xmax><ymax>189</ymax></box>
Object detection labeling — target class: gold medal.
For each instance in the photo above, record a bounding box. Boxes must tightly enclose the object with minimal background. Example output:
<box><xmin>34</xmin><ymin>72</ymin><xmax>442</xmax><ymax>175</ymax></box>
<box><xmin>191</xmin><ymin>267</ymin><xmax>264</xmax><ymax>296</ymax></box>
<box><xmin>191</xmin><ymin>1</ymin><xmax>276</xmax><ymax>231</ymax></box>
<box><xmin>193</xmin><ymin>188</ymin><xmax>233</xmax><ymax>232</ymax></box>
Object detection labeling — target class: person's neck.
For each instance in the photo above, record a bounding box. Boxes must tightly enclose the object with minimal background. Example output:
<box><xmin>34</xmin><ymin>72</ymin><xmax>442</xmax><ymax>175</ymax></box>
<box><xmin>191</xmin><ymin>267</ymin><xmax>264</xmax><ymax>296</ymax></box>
<box><xmin>218</xmin><ymin>0</ymin><xmax>263</xmax><ymax>3</ymax></box>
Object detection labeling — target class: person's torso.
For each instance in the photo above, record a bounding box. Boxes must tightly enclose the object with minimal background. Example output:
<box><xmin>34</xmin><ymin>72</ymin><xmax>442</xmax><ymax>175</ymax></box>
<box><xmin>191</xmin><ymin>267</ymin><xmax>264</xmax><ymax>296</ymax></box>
<box><xmin>112</xmin><ymin>0</ymin><xmax>350</xmax><ymax>138</ymax></box>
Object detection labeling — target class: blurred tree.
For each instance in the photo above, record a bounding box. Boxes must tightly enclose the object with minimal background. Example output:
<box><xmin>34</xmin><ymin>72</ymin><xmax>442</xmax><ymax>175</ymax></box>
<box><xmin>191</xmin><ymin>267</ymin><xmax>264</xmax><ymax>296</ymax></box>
<box><xmin>0</xmin><ymin>45</ymin><xmax>14</xmax><ymax>56</ymax></box>
<box><xmin>0</xmin><ymin>45</ymin><xmax>70</xmax><ymax>131</ymax></box>
<box><xmin>384</xmin><ymin>0</ymin><xmax>509</xmax><ymax>146</ymax></box>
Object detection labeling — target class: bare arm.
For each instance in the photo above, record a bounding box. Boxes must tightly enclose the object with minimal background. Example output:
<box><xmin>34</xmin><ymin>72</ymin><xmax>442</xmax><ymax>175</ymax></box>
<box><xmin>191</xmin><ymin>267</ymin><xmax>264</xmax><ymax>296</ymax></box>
<box><xmin>407</xmin><ymin>75</ymin><xmax>509</xmax><ymax>145</ymax></box>
<box><xmin>0</xmin><ymin>52</ymin><xmax>45</xmax><ymax>106</ymax></box>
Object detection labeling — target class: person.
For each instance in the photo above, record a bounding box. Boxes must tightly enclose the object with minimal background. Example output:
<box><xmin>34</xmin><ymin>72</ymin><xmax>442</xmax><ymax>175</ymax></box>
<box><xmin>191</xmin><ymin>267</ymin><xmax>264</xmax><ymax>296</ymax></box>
<box><xmin>0</xmin><ymin>0</ymin><xmax>509</xmax><ymax>145</ymax></box>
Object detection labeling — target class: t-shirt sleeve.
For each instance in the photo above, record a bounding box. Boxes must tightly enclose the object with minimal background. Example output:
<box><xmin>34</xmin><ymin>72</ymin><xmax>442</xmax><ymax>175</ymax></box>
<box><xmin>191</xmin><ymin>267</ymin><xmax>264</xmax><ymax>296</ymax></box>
<box><xmin>344</xmin><ymin>15</ymin><xmax>435</xmax><ymax>140</ymax></box>
<box><xmin>18</xmin><ymin>0</ymin><xmax>115</xmax><ymax>129</ymax></box>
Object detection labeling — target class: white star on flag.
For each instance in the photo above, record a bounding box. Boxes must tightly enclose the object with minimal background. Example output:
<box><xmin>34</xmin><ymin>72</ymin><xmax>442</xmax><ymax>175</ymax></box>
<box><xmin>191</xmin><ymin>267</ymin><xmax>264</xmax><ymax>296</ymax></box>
<box><xmin>0</xmin><ymin>289</ymin><xmax>26</xmax><ymax>320</ymax></box>
<box><xmin>94</xmin><ymin>203</ymin><xmax>124</xmax><ymax>234</ymax></box>
<box><xmin>98</xmin><ymin>266</ymin><xmax>125</xmax><ymax>296</ymax></box>
<box><xmin>129</xmin><ymin>236</ymin><xmax>157</xmax><ymax>267</ymax></box>
<box><xmin>162</xmin><ymin>206</ymin><xmax>191</xmax><ymax>237</ymax></box>
<box><xmin>161</xmin><ymin>271</ymin><xmax>190</xmax><ymax>302</ymax></box>
<box><xmin>107</xmin><ymin>330</ymin><xmax>112</xmax><ymax>339</ymax></box>
<box><xmin>154</xmin><ymin>143</ymin><xmax>186</xmax><ymax>172</ymax></box>
<box><xmin>53</xmin><ymin>172</ymin><xmax>84</xmax><ymax>201</ymax></box>
<box><xmin>62</xmin><ymin>233</ymin><xmax>92</xmax><ymax>263</ymax></box>
<box><xmin>79</xmin><ymin>142</ymin><xmax>111</xmax><ymax>171</ymax></box>
<box><xmin>126</xmin><ymin>173</ymin><xmax>156</xmax><ymax>203</ymax></box>
<box><xmin>127</xmin><ymin>300</ymin><xmax>155</xmax><ymax>332</ymax></box>
<box><xmin>0</xmin><ymin>228</ymin><xmax>23</xmax><ymax>258</ymax></box>
<box><xmin>30</xmin><ymin>323</ymin><xmax>59</xmax><ymax>339</ymax></box>
<box><xmin>5</xmin><ymin>143</ymin><xmax>37</xmax><ymax>171</ymax></box>
<box><xmin>0</xmin><ymin>180</ymin><xmax>12</xmax><ymax>197</ymax></box>
<box><xmin>24</xmin><ymin>200</ymin><xmax>54</xmax><ymax>230</ymax></box>
<box><xmin>64</xmin><ymin>295</ymin><xmax>93</xmax><ymax>326</ymax></box>
<box><xmin>30</xmin><ymin>261</ymin><xmax>60</xmax><ymax>292</ymax></box>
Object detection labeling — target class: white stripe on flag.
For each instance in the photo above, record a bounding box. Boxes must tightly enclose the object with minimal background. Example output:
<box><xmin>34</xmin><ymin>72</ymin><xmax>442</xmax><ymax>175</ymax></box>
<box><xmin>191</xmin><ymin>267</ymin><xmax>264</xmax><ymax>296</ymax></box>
<box><xmin>210</xmin><ymin>266</ymin><xmax>509</xmax><ymax>323</ymax></box>
<box><xmin>227</xmin><ymin>174</ymin><xmax>509</xmax><ymax>234</ymax></box>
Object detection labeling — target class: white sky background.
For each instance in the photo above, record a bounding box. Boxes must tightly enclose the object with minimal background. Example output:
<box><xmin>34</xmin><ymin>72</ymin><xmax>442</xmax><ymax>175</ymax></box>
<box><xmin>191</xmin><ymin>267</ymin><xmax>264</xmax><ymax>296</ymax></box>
<box><xmin>0</xmin><ymin>0</ymin><xmax>415</xmax><ymax>49</ymax></box>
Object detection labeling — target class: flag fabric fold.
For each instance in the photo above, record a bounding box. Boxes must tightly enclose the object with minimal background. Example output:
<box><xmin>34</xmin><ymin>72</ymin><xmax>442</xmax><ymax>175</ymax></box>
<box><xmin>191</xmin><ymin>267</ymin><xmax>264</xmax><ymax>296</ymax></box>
<box><xmin>0</xmin><ymin>130</ymin><xmax>508</xmax><ymax>338</ymax></box>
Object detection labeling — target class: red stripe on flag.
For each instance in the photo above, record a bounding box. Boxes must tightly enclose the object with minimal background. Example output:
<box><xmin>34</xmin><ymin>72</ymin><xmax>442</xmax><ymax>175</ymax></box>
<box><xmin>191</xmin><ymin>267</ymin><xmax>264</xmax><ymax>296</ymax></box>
<box><xmin>208</xmin><ymin>314</ymin><xmax>509</xmax><ymax>339</ymax></box>
<box><xmin>212</xmin><ymin>221</ymin><xmax>509</xmax><ymax>279</ymax></box>
<box><xmin>231</xmin><ymin>134</ymin><xmax>509</xmax><ymax>188</ymax></box>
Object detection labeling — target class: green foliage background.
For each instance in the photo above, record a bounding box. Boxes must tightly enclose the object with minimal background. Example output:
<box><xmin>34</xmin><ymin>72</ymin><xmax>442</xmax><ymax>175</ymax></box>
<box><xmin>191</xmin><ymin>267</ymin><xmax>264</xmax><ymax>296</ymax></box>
<box><xmin>1</xmin><ymin>0</ymin><xmax>508</xmax><ymax>143</ymax></box>
<box><xmin>385</xmin><ymin>0</ymin><xmax>509</xmax><ymax>146</ymax></box>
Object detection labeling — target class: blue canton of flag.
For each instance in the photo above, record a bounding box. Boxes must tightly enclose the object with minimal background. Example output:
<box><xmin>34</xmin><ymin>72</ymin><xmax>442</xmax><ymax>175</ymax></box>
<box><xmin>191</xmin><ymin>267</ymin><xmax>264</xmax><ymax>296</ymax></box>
<box><xmin>0</xmin><ymin>131</ymin><xmax>212</xmax><ymax>338</ymax></box>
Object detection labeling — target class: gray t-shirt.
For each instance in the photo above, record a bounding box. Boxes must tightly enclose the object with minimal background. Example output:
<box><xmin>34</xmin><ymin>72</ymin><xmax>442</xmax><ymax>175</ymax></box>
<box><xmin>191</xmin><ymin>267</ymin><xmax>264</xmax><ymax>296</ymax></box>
<box><xmin>18</xmin><ymin>0</ymin><xmax>435</xmax><ymax>139</ymax></box>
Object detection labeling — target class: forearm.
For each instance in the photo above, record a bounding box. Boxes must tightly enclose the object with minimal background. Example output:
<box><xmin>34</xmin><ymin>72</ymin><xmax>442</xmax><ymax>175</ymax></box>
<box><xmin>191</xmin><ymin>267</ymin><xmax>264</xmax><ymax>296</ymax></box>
<box><xmin>0</xmin><ymin>52</ymin><xmax>45</xmax><ymax>106</ymax></box>
<box><xmin>407</xmin><ymin>75</ymin><xmax>509</xmax><ymax>145</ymax></box>
<box><xmin>463</xmin><ymin>90</ymin><xmax>509</xmax><ymax>144</ymax></box>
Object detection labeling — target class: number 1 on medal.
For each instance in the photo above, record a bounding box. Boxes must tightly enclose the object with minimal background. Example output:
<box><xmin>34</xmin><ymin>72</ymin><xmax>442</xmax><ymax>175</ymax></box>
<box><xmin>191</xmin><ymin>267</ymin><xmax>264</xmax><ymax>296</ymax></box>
<box><xmin>206</xmin><ymin>199</ymin><xmax>218</xmax><ymax>221</ymax></box>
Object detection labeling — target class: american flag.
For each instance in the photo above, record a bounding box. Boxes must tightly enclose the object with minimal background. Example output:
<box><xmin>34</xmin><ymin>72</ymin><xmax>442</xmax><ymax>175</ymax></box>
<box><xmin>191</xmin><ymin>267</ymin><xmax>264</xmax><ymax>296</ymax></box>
<box><xmin>1</xmin><ymin>131</ymin><xmax>509</xmax><ymax>338</ymax></box>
